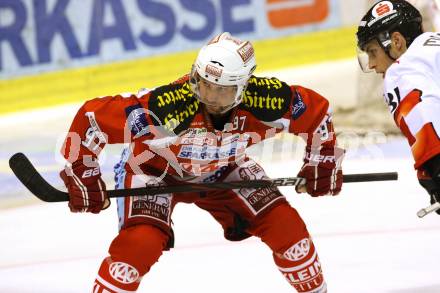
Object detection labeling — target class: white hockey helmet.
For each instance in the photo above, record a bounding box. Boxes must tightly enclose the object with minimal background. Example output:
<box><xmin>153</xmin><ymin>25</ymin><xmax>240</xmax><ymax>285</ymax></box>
<box><xmin>190</xmin><ymin>32</ymin><xmax>257</xmax><ymax>113</ymax></box>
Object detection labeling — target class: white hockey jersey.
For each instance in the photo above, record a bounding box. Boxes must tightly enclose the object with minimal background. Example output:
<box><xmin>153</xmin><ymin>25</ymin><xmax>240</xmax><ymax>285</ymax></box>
<box><xmin>384</xmin><ymin>32</ymin><xmax>440</xmax><ymax>169</ymax></box>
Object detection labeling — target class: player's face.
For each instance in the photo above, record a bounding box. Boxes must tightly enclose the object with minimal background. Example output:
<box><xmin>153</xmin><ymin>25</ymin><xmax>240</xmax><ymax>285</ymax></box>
<box><xmin>198</xmin><ymin>78</ymin><xmax>238</xmax><ymax>115</ymax></box>
<box><xmin>364</xmin><ymin>40</ymin><xmax>394</xmax><ymax>75</ymax></box>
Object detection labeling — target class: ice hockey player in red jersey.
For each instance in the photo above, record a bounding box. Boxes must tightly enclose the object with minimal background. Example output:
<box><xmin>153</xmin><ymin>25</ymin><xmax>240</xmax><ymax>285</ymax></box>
<box><xmin>357</xmin><ymin>0</ymin><xmax>440</xmax><ymax>215</ymax></box>
<box><xmin>60</xmin><ymin>32</ymin><xmax>344</xmax><ymax>292</ymax></box>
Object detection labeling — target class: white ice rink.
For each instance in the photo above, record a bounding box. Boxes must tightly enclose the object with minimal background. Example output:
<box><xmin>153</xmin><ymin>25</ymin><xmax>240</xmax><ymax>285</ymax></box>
<box><xmin>1</xmin><ymin>62</ymin><xmax>440</xmax><ymax>293</ymax></box>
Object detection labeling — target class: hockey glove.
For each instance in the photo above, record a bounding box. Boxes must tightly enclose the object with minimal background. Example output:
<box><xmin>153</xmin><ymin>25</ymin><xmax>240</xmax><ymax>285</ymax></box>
<box><xmin>60</xmin><ymin>159</ymin><xmax>110</xmax><ymax>213</ymax></box>
<box><xmin>296</xmin><ymin>146</ymin><xmax>344</xmax><ymax>196</ymax></box>
<box><xmin>417</xmin><ymin>154</ymin><xmax>440</xmax><ymax>215</ymax></box>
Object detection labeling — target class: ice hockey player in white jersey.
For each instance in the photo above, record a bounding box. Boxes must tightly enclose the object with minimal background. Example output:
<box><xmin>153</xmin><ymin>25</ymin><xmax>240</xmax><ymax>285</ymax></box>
<box><xmin>356</xmin><ymin>0</ymin><xmax>440</xmax><ymax>215</ymax></box>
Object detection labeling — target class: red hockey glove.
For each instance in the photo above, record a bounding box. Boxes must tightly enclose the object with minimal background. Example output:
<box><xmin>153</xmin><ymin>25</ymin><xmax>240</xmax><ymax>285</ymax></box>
<box><xmin>296</xmin><ymin>146</ymin><xmax>344</xmax><ymax>196</ymax></box>
<box><xmin>60</xmin><ymin>160</ymin><xmax>109</xmax><ymax>213</ymax></box>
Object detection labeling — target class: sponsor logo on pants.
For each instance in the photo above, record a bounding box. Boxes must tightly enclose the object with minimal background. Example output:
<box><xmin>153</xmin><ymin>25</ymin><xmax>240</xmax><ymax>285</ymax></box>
<box><xmin>129</xmin><ymin>195</ymin><xmax>171</xmax><ymax>224</ymax></box>
<box><xmin>283</xmin><ymin>257</ymin><xmax>324</xmax><ymax>292</ymax></box>
<box><xmin>109</xmin><ymin>262</ymin><xmax>140</xmax><ymax>284</ymax></box>
<box><xmin>283</xmin><ymin>238</ymin><xmax>311</xmax><ymax>261</ymax></box>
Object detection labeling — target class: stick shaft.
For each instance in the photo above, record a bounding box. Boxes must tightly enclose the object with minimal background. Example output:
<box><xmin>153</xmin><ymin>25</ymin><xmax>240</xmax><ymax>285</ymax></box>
<box><xmin>342</xmin><ymin>172</ymin><xmax>397</xmax><ymax>182</ymax></box>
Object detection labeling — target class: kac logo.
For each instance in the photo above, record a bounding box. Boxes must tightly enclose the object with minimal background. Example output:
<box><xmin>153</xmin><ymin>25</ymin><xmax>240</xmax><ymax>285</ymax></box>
<box><xmin>109</xmin><ymin>262</ymin><xmax>140</xmax><ymax>284</ymax></box>
<box><xmin>283</xmin><ymin>238</ymin><xmax>311</xmax><ymax>261</ymax></box>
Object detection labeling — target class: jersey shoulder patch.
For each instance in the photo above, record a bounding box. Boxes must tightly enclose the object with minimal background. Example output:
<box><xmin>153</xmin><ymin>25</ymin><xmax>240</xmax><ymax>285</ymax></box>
<box><xmin>240</xmin><ymin>76</ymin><xmax>292</xmax><ymax>121</ymax></box>
<box><xmin>148</xmin><ymin>82</ymin><xmax>200</xmax><ymax>134</ymax></box>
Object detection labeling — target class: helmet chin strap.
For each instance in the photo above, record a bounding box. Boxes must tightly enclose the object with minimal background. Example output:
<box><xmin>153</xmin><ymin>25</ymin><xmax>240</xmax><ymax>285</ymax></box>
<box><xmin>376</xmin><ymin>34</ymin><xmax>397</xmax><ymax>61</ymax></box>
<box><xmin>385</xmin><ymin>48</ymin><xmax>397</xmax><ymax>61</ymax></box>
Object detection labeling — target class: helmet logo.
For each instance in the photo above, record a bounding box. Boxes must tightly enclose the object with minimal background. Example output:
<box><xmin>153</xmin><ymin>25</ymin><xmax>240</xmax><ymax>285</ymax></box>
<box><xmin>237</xmin><ymin>41</ymin><xmax>255</xmax><ymax>64</ymax></box>
<box><xmin>373</xmin><ymin>2</ymin><xmax>392</xmax><ymax>17</ymax></box>
<box><xmin>368</xmin><ymin>1</ymin><xmax>396</xmax><ymax>27</ymax></box>
<box><xmin>205</xmin><ymin>64</ymin><xmax>222</xmax><ymax>78</ymax></box>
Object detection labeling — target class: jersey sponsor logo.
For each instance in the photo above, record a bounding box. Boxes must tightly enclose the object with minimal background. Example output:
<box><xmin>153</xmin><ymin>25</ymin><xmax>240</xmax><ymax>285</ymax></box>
<box><xmin>177</xmin><ymin>144</ymin><xmax>240</xmax><ymax>161</ymax></box>
<box><xmin>202</xmin><ymin>165</ymin><xmax>229</xmax><ymax>182</ymax></box>
<box><xmin>180</xmin><ymin>136</ymin><xmax>216</xmax><ymax>146</ymax></box>
<box><xmin>177</xmin><ymin>132</ymin><xmax>249</xmax><ymax>161</ymax></box>
<box><xmin>180</xmin><ymin>162</ymin><xmax>221</xmax><ymax>176</ymax></box>
<box><xmin>241</xmin><ymin>77</ymin><xmax>291</xmax><ymax>121</ymax></box>
<box><xmin>221</xmin><ymin>133</ymin><xmax>249</xmax><ymax>144</ymax></box>
<box><xmin>155</xmin><ymin>83</ymin><xmax>191</xmax><ymax>108</ymax></box>
<box><xmin>242</xmin><ymin>92</ymin><xmax>285</xmax><ymax>110</ymax></box>
<box><xmin>109</xmin><ymin>262</ymin><xmax>139</xmax><ymax>284</ymax></box>
<box><xmin>248</xmin><ymin>76</ymin><xmax>284</xmax><ymax>90</ymax></box>
<box><xmin>125</xmin><ymin>104</ymin><xmax>150</xmax><ymax>138</ymax></box>
<box><xmin>292</xmin><ymin>90</ymin><xmax>307</xmax><ymax>120</ymax></box>
<box><xmin>149</xmin><ymin>82</ymin><xmax>200</xmax><ymax>134</ymax></box>
<box><xmin>283</xmin><ymin>238</ymin><xmax>311</xmax><ymax>261</ymax></box>
<box><xmin>183</xmin><ymin>127</ymin><xmax>208</xmax><ymax>136</ymax></box>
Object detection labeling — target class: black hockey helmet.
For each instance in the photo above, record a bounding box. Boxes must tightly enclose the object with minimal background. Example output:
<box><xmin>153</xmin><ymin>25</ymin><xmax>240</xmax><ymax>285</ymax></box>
<box><xmin>356</xmin><ymin>0</ymin><xmax>422</xmax><ymax>52</ymax></box>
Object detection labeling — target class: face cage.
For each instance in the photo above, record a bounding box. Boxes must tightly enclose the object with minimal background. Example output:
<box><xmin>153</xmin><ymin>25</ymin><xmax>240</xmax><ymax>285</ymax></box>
<box><xmin>189</xmin><ymin>68</ymin><xmax>246</xmax><ymax>114</ymax></box>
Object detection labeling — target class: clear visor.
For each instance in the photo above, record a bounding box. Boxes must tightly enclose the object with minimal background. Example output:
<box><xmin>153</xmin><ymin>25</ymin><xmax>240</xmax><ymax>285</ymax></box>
<box><xmin>190</xmin><ymin>69</ymin><xmax>241</xmax><ymax>114</ymax></box>
<box><xmin>357</xmin><ymin>46</ymin><xmax>374</xmax><ymax>73</ymax></box>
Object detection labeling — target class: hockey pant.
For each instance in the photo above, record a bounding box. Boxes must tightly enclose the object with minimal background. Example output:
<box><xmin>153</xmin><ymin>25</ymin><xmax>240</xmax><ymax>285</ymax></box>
<box><xmin>93</xmin><ymin>160</ymin><xmax>327</xmax><ymax>292</ymax></box>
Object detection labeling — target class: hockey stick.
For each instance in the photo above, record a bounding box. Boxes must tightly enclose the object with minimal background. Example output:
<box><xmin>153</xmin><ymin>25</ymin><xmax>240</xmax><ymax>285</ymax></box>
<box><xmin>9</xmin><ymin>152</ymin><xmax>398</xmax><ymax>203</ymax></box>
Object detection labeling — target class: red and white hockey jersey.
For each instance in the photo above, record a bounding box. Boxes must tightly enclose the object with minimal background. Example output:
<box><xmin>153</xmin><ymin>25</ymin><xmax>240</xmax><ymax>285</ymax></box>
<box><xmin>61</xmin><ymin>75</ymin><xmax>334</xmax><ymax>179</ymax></box>
<box><xmin>384</xmin><ymin>32</ymin><xmax>440</xmax><ymax>169</ymax></box>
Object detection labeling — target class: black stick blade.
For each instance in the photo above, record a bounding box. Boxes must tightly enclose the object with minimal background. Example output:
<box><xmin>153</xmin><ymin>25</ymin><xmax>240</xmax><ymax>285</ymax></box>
<box><xmin>9</xmin><ymin>153</ymin><xmax>69</xmax><ymax>202</ymax></box>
